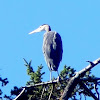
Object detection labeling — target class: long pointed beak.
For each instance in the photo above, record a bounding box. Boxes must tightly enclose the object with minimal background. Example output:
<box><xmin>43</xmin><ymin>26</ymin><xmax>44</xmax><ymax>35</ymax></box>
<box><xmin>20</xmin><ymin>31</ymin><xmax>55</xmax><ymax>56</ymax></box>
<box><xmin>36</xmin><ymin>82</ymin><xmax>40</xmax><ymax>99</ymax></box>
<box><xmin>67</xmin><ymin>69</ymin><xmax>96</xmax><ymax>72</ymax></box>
<box><xmin>28</xmin><ymin>27</ymin><xmax>41</xmax><ymax>34</ymax></box>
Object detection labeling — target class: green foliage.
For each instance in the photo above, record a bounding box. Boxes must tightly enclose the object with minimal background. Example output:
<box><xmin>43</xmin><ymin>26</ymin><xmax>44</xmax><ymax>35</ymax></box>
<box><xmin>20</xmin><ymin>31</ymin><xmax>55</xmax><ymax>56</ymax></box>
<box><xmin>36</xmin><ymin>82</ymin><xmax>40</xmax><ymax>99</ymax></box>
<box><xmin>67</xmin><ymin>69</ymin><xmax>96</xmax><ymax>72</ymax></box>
<box><xmin>23</xmin><ymin>59</ymin><xmax>45</xmax><ymax>99</ymax></box>
<box><xmin>7</xmin><ymin>60</ymin><xmax>100</xmax><ymax>100</ymax></box>
<box><xmin>23</xmin><ymin>58</ymin><xmax>45</xmax><ymax>85</ymax></box>
<box><xmin>23</xmin><ymin>60</ymin><xmax>99</xmax><ymax>100</ymax></box>
<box><xmin>60</xmin><ymin>65</ymin><xmax>76</xmax><ymax>80</ymax></box>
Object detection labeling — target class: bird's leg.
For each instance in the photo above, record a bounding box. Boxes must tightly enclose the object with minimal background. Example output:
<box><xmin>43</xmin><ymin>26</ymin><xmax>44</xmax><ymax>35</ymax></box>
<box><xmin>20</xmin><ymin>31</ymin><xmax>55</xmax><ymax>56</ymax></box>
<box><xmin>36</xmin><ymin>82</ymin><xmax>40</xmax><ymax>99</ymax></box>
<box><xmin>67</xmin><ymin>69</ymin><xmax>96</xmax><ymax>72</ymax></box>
<box><xmin>50</xmin><ymin>71</ymin><xmax>52</xmax><ymax>81</ymax></box>
<box><xmin>57</xmin><ymin>71</ymin><xmax>61</xmax><ymax>82</ymax></box>
<box><xmin>57</xmin><ymin>70</ymin><xmax>59</xmax><ymax>76</ymax></box>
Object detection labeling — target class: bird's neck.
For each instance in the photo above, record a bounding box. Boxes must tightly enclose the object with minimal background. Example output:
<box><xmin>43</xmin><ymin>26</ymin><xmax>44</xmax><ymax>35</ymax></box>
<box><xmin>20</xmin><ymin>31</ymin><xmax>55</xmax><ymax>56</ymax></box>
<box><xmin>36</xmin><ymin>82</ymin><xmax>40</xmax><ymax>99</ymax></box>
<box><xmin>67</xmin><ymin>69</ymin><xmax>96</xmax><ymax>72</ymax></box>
<box><xmin>45</xmin><ymin>26</ymin><xmax>51</xmax><ymax>32</ymax></box>
<box><xmin>45</xmin><ymin>29</ymin><xmax>50</xmax><ymax>33</ymax></box>
<box><xmin>46</xmin><ymin>30</ymin><xmax>50</xmax><ymax>33</ymax></box>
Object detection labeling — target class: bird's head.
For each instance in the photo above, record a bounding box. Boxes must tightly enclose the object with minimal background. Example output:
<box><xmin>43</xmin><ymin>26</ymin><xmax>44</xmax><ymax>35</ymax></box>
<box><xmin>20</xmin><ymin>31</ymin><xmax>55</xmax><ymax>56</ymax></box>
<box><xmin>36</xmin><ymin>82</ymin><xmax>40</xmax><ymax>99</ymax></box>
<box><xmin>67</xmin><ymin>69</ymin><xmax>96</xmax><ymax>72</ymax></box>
<box><xmin>29</xmin><ymin>24</ymin><xmax>51</xmax><ymax>34</ymax></box>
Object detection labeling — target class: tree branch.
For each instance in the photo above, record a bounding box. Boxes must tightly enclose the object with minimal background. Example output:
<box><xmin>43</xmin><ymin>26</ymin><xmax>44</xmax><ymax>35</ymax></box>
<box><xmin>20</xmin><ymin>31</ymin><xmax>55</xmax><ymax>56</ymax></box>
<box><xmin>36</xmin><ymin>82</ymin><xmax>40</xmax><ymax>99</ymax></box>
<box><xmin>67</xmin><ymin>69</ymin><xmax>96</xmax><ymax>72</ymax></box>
<box><xmin>14</xmin><ymin>80</ymin><xmax>61</xmax><ymax>100</ymax></box>
<box><xmin>81</xmin><ymin>77</ymin><xmax>100</xmax><ymax>82</ymax></box>
<box><xmin>79</xmin><ymin>81</ymin><xmax>98</xmax><ymax>100</ymax></box>
<box><xmin>14</xmin><ymin>58</ymin><xmax>100</xmax><ymax>100</ymax></box>
<box><xmin>13</xmin><ymin>88</ymin><xmax>25</xmax><ymax>100</ymax></box>
<box><xmin>61</xmin><ymin>58</ymin><xmax>100</xmax><ymax>100</ymax></box>
<box><xmin>48</xmin><ymin>84</ymin><xmax>54</xmax><ymax>100</ymax></box>
<box><xmin>23</xmin><ymin>80</ymin><xmax>59</xmax><ymax>88</ymax></box>
<box><xmin>40</xmin><ymin>85</ymin><xmax>45</xmax><ymax>100</ymax></box>
<box><xmin>94</xmin><ymin>82</ymin><xmax>99</xmax><ymax>99</ymax></box>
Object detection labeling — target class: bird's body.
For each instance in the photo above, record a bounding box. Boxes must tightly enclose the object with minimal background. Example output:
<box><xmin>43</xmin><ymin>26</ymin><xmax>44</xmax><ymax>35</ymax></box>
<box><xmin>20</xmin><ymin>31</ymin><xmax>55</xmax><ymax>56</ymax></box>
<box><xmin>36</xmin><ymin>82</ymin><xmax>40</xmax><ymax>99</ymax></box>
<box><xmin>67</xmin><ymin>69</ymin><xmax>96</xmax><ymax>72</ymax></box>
<box><xmin>43</xmin><ymin>31</ymin><xmax>63</xmax><ymax>71</ymax></box>
<box><xmin>29</xmin><ymin>24</ymin><xmax>63</xmax><ymax>81</ymax></box>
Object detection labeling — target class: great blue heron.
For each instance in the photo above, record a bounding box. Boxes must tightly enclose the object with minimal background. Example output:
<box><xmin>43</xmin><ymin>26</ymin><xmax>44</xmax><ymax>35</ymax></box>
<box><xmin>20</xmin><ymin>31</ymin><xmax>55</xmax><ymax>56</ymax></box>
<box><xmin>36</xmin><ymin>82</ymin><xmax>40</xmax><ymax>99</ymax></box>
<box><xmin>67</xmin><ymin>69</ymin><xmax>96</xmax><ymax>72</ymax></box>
<box><xmin>29</xmin><ymin>24</ymin><xmax>63</xmax><ymax>81</ymax></box>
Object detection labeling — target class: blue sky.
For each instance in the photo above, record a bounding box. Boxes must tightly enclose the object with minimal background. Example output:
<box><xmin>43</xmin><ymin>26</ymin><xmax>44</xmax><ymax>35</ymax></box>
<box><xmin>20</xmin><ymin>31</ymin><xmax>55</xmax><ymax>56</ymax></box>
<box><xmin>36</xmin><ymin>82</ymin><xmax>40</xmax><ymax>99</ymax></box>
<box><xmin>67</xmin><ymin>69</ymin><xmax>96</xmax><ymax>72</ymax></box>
<box><xmin>0</xmin><ymin>0</ymin><xmax>100</xmax><ymax>99</ymax></box>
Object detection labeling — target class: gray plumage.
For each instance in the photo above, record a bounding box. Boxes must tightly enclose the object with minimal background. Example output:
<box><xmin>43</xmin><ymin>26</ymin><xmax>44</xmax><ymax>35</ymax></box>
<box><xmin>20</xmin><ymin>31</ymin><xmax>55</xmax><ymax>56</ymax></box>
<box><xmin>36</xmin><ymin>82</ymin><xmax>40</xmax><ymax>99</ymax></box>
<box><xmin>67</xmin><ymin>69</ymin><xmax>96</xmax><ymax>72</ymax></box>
<box><xmin>43</xmin><ymin>31</ymin><xmax>63</xmax><ymax>71</ymax></box>
<box><xmin>29</xmin><ymin>24</ymin><xmax>63</xmax><ymax>80</ymax></box>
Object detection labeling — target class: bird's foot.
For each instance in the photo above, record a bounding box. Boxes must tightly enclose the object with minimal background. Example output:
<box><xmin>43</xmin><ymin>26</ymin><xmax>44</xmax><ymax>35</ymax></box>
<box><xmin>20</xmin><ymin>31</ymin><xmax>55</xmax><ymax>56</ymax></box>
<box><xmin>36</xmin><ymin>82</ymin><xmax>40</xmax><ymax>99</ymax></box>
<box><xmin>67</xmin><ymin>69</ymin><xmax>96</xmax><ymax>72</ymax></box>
<box><xmin>50</xmin><ymin>80</ymin><xmax>53</xmax><ymax>83</ymax></box>
<box><xmin>57</xmin><ymin>76</ymin><xmax>61</xmax><ymax>82</ymax></box>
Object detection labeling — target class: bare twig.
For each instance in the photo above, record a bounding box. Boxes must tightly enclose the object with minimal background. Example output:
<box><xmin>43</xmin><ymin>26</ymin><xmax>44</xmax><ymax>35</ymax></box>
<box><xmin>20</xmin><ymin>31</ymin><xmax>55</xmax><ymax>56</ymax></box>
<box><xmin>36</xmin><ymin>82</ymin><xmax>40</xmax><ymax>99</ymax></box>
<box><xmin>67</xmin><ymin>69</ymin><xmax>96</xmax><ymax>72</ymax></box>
<box><xmin>79</xmin><ymin>58</ymin><xmax>100</xmax><ymax>77</ymax></box>
<box><xmin>94</xmin><ymin>82</ymin><xmax>99</xmax><ymax>99</ymax></box>
<box><xmin>81</xmin><ymin>77</ymin><xmax>100</xmax><ymax>82</ymax></box>
<box><xmin>79</xmin><ymin>81</ymin><xmax>98</xmax><ymax>100</ymax></box>
<box><xmin>41</xmin><ymin>85</ymin><xmax>46</xmax><ymax>100</ymax></box>
<box><xmin>13</xmin><ymin>88</ymin><xmax>25</xmax><ymax>100</ymax></box>
<box><xmin>48</xmin><ymin>84</ymin><xmax>54</xmax><ymax>100</ymax></box>
<box><xmin>23</xmin><ymin>80</ymin><xmax>59</xmax><ymax>88</ymax></box>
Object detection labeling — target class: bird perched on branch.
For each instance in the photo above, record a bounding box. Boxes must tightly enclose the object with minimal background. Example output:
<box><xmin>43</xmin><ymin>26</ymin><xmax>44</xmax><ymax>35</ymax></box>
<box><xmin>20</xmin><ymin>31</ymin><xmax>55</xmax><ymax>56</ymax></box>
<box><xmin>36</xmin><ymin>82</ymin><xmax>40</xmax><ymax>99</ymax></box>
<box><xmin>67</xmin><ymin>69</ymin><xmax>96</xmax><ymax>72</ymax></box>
<box><xmin>29</xmin><ymin>24</ymin><xmax>63</xmax><ymax>81</ymax></box>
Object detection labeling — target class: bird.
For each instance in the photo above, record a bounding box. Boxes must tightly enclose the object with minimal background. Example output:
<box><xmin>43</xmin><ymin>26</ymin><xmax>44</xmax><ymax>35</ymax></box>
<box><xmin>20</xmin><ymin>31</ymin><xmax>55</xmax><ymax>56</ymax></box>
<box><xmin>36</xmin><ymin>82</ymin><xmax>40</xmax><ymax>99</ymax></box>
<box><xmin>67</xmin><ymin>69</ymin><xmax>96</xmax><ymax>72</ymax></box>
<box><xmin>28</xmin><ymin>24</ymin><xmax>63</xmax><ymax>81</ymax></box>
